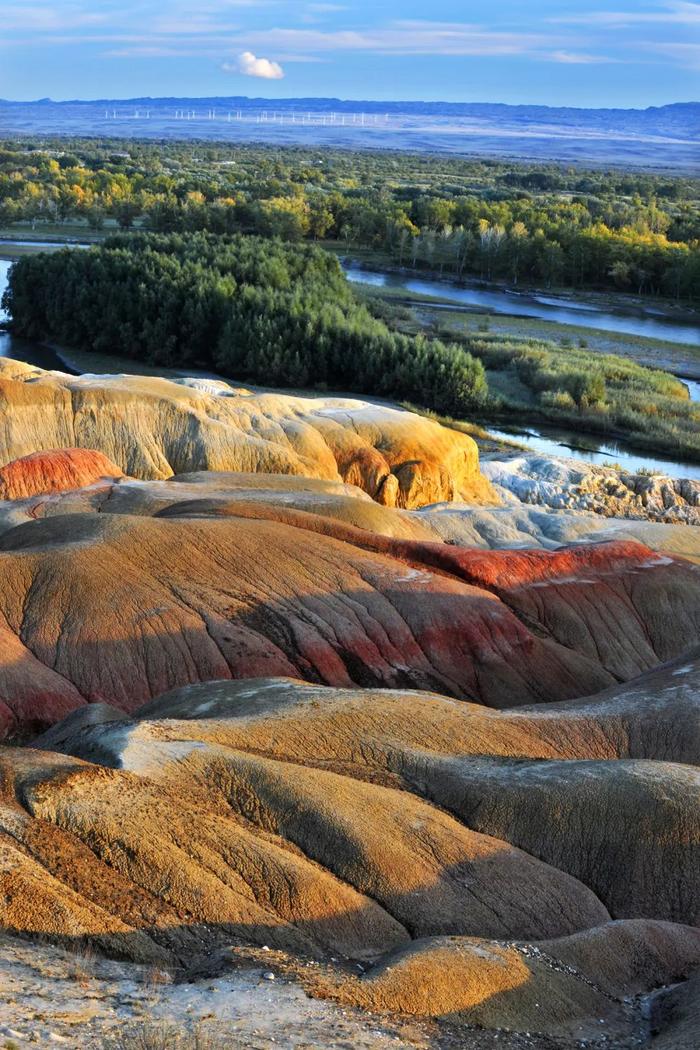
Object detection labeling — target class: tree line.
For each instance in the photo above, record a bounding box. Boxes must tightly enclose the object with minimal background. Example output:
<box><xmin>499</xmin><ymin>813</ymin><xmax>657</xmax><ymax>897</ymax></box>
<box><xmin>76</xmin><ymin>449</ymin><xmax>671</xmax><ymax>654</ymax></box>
<box><xmin>0</xmin><ymin>139</ymin><xmax>698</xmax><ymax>300</ymax></box>
<box><xmin>2</xmin><ymin>232</ymin><xmax>487</xmax><ymax>416</ymax></box>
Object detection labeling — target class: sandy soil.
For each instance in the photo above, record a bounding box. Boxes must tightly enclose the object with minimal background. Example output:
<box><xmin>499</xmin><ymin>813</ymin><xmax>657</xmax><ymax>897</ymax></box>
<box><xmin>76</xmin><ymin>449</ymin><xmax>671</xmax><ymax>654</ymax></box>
<box><xmin>0</xmin><ymin>933</ymin><xmax>635</xmax><ymax>1050</ymax></box>
<box><xmin>0</xmin><ymin>935</ymin><xmax>433</xmax><ymax>1049</ymax></box>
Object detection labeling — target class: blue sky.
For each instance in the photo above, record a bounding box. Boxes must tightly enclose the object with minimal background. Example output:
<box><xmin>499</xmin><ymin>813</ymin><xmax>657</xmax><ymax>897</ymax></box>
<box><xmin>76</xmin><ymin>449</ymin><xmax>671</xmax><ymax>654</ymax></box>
<box><xmin>0</xmin><ymin>1</ymin><xmax>697</xmax><ymax>106</ymax></box>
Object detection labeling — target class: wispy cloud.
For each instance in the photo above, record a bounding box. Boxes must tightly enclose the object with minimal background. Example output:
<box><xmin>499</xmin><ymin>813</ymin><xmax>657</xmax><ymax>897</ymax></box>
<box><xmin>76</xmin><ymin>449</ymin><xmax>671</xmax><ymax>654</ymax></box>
<box><xmin>548</xmin><ymin>50</ymin><xmax>611</xmax><ymax>65</ymax></box>
<box><xmin>644</xmin><ymin>40</ymin><xmax>700</xmax><ymax>67</ymax></box>
<box><xmin>0</xmin><ymin>2</ymin><xmax>107</xmax><ymax>30</ymax></box>
<box><xmin>551</xmin><ymin>1</ymin><xmax>700</xmax><ymax>27</ymax></box>
<box><xmin>241</xmin><ymin>22</ymin><xmax>560</xmax><ymax>58</ymax></box>
<box><xmin>0</xmin><ymin>1</ymin><xmax>696</xmax><ymax>86</ymax></box>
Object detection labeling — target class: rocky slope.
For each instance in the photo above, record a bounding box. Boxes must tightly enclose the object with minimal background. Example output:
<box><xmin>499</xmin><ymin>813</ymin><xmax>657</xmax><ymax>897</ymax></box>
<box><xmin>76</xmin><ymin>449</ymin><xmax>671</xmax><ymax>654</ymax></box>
<box><xmin>0</xmin><ymin>359</ymin><xmax>496</xmax><ymax>508</ymax></box>
<box><xmin>0</xmin><ymin>488</ymin><xmax>697</xmax><ymax>734</ymax></box>
<box><xmin>0</xmin><ymin>371</ymin><xmax>696</xmax><ymax>1046</ymax></box>
<box><xmin>0</xmin><ymin>450</ymin><xmax>695</xmax><ymax>736</ymax></box>
<box><xmin>483</xmin><ymin>451</ymin><xmax>700</xmax><ymax>524</ymax></box>
<box><xmin>0</xmin><ymin>654</ymin><xmax>695</xmax><ymax>1046</ymax></box>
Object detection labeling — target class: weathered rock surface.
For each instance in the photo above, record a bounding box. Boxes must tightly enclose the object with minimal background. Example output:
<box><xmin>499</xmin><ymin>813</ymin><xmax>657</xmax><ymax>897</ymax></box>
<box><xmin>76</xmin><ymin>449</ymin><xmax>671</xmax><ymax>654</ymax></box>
<box><xmin>0</xmin><ymin>359</ymin><xmax>497</xmax><ymax>508</ymax></box>
<box><xmin>0</xmin><ymin>447</ymin><xmax>123</xmax><ymax>500</ymax></box>
<box><xmin>0</xmin><ymin>494</ymin><xmax>698</xmax><ymax>734</ymax></box>
<box><xmin>1</xmin><ymin>666</ymin><xmax>694</xmax><ymax>1041</ymax></box>
<box><xmin>650</xmin><ymin>969</ymin><xmax>700</xmax><ymax>1048</ymax></box>
<box><xmin>326</xmin><ymin>921</ymin><xmax>700</xmax><ymax>1042</ymax></box>
<box><xmin>420</xmin><ymin>499</ymin><xmax>700</xmax><ymax>563</ymax></box>
<box><xmin>44</xmin><ymin>668</ymin><xmax>699</xmax><ymax>929</ymax></box>
<box><xmin>483</xmin><ymin>450</ymin><xmax>700</xmax><ymax>524</ymax></box>
<box><xmin>0</xmin><ymin>366</ymin><xmax>693</xmax><ymax>1045</ymax></box>
<box><xmin>130</xmin><ymin>649</ymin><xmax>700</xmax><ymax>768</ymax></box>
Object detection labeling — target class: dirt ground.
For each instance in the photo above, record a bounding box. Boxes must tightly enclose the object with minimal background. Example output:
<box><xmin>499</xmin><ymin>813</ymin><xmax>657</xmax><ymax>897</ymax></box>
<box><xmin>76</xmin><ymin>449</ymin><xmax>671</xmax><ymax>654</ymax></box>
<box><xmin>0</xmin><ymin>934</ymin><xmax>637</xmax><ymax>1050</ymax></box>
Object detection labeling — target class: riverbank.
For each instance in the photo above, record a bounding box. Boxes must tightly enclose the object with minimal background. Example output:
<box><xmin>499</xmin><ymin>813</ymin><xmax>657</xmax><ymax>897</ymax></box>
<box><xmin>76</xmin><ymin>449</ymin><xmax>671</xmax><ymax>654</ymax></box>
<box><xmin>344</xmin><ymin>263</ymin><xmax>700</xmax><ymax>348</ymax></box>
<box><xmin>359</xmin><ymin>290</ymin><xmax>700</xmax><ymax>384</ymax></box>
<box><xmin>330</xmin><ymin>244</ymin><xmax>700</xmax><ymax>321</ymax></box>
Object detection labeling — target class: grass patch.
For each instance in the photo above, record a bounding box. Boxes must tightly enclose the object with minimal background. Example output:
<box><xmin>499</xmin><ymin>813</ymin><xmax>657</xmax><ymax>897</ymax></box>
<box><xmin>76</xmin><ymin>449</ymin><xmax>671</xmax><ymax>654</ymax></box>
<box><xmin>430</xmin><ymin>319</ymin><xmax>700</xmax><ymax>462</ymax></box>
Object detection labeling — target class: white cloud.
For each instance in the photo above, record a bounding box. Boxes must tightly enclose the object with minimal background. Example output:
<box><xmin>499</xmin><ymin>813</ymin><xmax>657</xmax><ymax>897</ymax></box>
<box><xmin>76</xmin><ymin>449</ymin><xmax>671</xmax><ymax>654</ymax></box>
<box><xmin>551</xmin><ymin>1</ymin><xmax>700</xmax><ymax>27</ymax></box>
<box><xmin>224</xmin><ymin>50</ymin><xmax>285</xmax><ymax>78</ymax></box>
<box><xmin>548</xmin><ymin>50</ymin><xmax>609</xmax><ymax>64</ymax></box>
<box><xmin>242</xmin><ymin>23</ymin><xmax>558</xmax><ymax>57</ymax></box>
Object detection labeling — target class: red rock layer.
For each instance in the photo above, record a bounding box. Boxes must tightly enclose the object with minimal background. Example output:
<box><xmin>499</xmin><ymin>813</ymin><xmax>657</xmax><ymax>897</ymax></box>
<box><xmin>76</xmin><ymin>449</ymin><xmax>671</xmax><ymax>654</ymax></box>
<box><xmin>0</xmin><ymin>449</ymin><xmax>123</xmax><ymax>501</ymax></box>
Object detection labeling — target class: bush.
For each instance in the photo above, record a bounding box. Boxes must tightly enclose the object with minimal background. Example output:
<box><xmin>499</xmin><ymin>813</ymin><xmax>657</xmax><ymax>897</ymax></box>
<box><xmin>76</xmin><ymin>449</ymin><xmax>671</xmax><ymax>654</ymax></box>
<box><xmin>539</xmin><ymin>389</ymin><xmax>576</xmax><ymax>410</ymax></box>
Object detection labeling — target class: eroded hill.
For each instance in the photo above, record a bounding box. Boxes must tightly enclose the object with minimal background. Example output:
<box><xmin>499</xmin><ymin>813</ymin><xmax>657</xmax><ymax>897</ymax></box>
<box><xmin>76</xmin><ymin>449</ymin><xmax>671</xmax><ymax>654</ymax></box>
<box><xmin>0</xmin><ymin>375</ymin><xmax>696</xmax><ymax>1047</ymax></box>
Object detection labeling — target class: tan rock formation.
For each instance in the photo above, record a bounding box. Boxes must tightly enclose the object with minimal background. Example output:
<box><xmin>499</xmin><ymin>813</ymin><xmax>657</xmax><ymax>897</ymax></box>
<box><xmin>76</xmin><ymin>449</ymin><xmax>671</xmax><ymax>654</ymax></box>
<box><xmin>5</xmin><ymin>673</ymin><xmax>699</xmax><ymax>1041</ymax></box>
<box><xmin>0</xmin><ymin>359</ymin><xmax>497</xmax><ymax>508</ymax></box>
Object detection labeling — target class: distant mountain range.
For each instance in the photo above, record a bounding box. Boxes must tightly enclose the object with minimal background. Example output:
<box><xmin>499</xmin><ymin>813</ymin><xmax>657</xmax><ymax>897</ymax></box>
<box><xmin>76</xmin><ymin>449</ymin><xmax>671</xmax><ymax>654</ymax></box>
<box><xmin>0</xmin><ymin>97</ymin><xmax>697</xmax><ymax>170</ymax></box>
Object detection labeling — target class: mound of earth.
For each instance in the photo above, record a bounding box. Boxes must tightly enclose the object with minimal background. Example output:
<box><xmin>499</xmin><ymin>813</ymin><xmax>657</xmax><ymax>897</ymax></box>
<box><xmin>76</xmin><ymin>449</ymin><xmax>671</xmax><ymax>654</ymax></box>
<box><xmin>0</xmin><ymin>447</ymin><xmax>123</xmax><ymax>500</ymax></box>
<box><xmin>0</xmin><ymin>487</ymin><xmax>697</xmax><ymax>734</ymax></box>
<box><xmin>128</xmin><ymin>649</ymin><xmax>700</xmax><ymax>768</ymax></box>
<box><xmin>38</xmin><ymin>668</ymin><xmax>700</xmax><ymax>930</ymax></box>
<box><xmin>2</xmin><ymin>672</ymin><xmax>698</xmax><ymax>1044</ymax></box>
<box><xmin>325</xmin><ymin>921</ymin><xmax>700</xmax><ymax>1042</ymax></box>
<box><xmin>0</xmin><ymin>359</ymin><xmax>497</xmax><ymax>508</ymax></box>
<box><xmin>0</xmin><ymin>404</ymin><xmax>693</xmax><ymax>1044</ymax></box>
<box><xmin>650</xmin><ymin>970</ymin><xmax>700</xmax><ymax>1048</ymax></box>
<box><xmin>421</xmin><ymin>499</ymin><xmax>700</xmax><ymax>563</ymax></box>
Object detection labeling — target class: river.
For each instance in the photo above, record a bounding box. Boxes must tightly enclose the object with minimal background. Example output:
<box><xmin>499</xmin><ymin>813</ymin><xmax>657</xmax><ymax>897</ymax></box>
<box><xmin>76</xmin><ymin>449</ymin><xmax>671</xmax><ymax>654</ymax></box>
<box><xmin>344</xmin><ymin>265</ymin><xmax>700</xmax><ymax>348</ymax></box>
<box><xmin>1</xmin><ymin>255</ymin><xmax>699</xmax><ymax>480</ymax></box>
<box><xmin>482</xmin><ymin>422</ymin><xmax>700</xmax><ymax>482</ymax></box>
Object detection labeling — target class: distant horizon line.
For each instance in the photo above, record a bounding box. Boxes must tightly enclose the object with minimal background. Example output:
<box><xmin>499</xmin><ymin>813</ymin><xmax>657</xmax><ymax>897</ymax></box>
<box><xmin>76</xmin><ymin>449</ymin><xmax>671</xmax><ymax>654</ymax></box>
<box><xmin>0</xmin><ymin>95</ymin><xmax>697</xmax><ymax>114</ymax></box>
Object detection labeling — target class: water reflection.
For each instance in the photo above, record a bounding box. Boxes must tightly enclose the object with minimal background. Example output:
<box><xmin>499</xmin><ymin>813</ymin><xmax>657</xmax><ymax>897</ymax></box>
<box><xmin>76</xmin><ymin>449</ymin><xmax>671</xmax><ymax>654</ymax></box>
<box><xmin>485</xmin><ymin>423</ymin><xmax>700</xmax><ymax>481</ymax></box>
<box><xmin>344</xmin><ymin>266</ymin><xmax>700</xmax><ymax>348</ymax></box>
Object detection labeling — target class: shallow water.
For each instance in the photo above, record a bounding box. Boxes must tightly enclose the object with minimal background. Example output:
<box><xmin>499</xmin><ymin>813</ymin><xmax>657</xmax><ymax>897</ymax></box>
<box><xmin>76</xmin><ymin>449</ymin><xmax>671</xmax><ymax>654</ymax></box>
<box><xmin>486</xmin><ymin>423</ymin><xmax>700</xmax><ymax>481</ymax></box>
<box><xmin>344</xmin><ymin>266</ymin><xmax>700</xmax><ymax>347</ymax></box>
<box><xmin>0</xmin><ymin>239</ymin><xmax>90</xmax><ymax>249</ymax></box>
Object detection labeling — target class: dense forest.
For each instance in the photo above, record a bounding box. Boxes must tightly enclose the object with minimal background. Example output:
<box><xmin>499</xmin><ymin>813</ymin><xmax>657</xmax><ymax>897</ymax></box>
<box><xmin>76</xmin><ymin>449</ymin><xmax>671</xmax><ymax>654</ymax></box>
<box><xmin>2</xmin><ymin>232</ymin><xmax>487</xmax><ymax>416</ymax></box>
<box><xmin>0</xmin><ymin>138</ymin><xmax>698</xmax><ymax>300</ymax></box>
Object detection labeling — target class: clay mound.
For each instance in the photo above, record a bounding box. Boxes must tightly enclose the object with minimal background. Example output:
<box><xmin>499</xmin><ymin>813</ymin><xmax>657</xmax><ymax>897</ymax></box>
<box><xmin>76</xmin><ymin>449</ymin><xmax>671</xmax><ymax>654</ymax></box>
<box><xmin>0</xmin><ymin>448</ymin><xmax>123</xmax><ymax>500</ymax></box>
<box><xmin>415</xmin><ymin>756</ymin><xmax>700</xmax><ymax>925</ymax></box>
<box><xmin>537</xmin><ymin>919</ymin><xmax>700</xmax><ymax>998</ymax></box>
<box><xmin>44</xmin><ymin>688</ymin><xmax>700</xmax><ymax>930</ymax></box>
<box><xmin>0</xmin><ymin>359</ymin><xmax>497</xmax><ymax>508</ymax></box>
<box><xmin>0</xmin><ymin>470</ymin><xmax>440</xmax><ymax>544</ymax></box>
<box><xmin>325</xmin><ymin>935</ymin><xmax>633</xmax><ymax>1041</ymax></box>
<box><xmin>134</xmin><ymin>649</ymin><xmax>700</xmax><ymax>770</ymax></box>
<box><xmin>421</xmin><ymin>499</ymin><xmax>700</xmax><ymax>563</ymax></box>
<box><xmin>0</xmin><ymin>474</ymin><xmax>695</xmax><ymax>735</ymax></box>
<box><xmin>74</xmin><ymin>730</ymin><xmax>609</xmax><ymax>942</ymax></box>
<box><xmin>0</xmin><ymin>746</ymin><xmax>408</xmax><ymax>965</ymax></box>
<box><xmin>415</xmin><ymin>539</ymin><xmax>700</xmax><ymax>680</ymax></box>
<box><xmin>7</xmin><ymin>461</ymin><xmax>700</xmax><ymax>562</ymax></box>
<box><xmin>12</xmin><ymin>677</ymin><xmax>700</xmax><ymax>1040</ymax></box>
<box><xmin>0</xmin><ymin>510</ymin><xmax>657</xmax><ymax>733</ymax></box>
<box><xmin>328</xmin><ymin>921</ymin><xmax>700</xmax><ymax>1040</ymax></box>
<box><xmin>650</xmin><ymin>970</ymin><xmax>700</xmax><ymax>1048</ymax></box>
